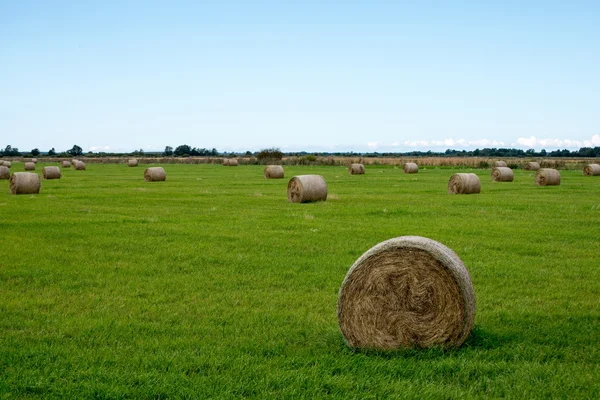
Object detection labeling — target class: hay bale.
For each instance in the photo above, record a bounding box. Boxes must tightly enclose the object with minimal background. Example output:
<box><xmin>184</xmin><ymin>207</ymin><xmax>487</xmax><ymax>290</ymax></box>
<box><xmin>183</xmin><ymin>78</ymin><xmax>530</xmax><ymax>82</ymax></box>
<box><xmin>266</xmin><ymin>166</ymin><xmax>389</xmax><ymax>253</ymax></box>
<box><xmin>535</xmin><ymin>168</ymin><xmax>560</xmax><ymax>186</ymax></box>
<box><xmin>494</xmin><ymin>160</ymin><xmax>507</xmax><ymax>167</ymax></box>
<box><xmin>264</xmin><ymin>165</ymin><xmax>284</xmax><ymax>179</ymax></box>
<box><xmin>42</xmin><ymin>166</ymin><xmax>61</xmax><ymax>180</ymax></box>
<box><xmin>74</xmin><ymin>161</ymin><xmax>86</xmax><ymax>170</ymax></box>
<box><xmin>583</xmin><ymin>163</ymin><xmax>600</xmax><ymax>176</ymax></box>
<box><xmin>403</xmin><ymin>162</ymin><xmax>418</xmax><ymax>174</ymax></box>
<box><xmin>10</xmin><ymin>172</ymin><xmax>41</xmax><ymax>195</ymax></box>
<box><xmin>348</xmin><ymin>163</ymin><xmax>365</xmax><ymax>175</ymax></box>
<box><xmin>448</xmin><ymin>173</ymin><xmax>480</xmax><ymax>194</ymax></box>
<box><xmin>0</xmin><ymin>166</ymin><xmax>9</xmax><ymax>179</ymax></box>
<box><xmin>491</xmin><ymin>167</ymin><xmax>514</xmax><ymax>182</ymax></box>
<box><xmin>62</xmin><ymin>160</ymin><xmax>71</xmax><ymax>168</ymax></box>
<box><xmin>128</xmin><ymin>159</ymin><xmax>139</xmax><ymax>167</ymax></box>
<box><xmin>31</xmin><ymin>158</ymin><xmax>38</xmax><ymax>163</ymax></box>
<box><xmin>2</xmin><ymin>161</ymin><xmax>11</xmax><ymax>167</ymax></box>
<box><xmin>524</xmin><ymin>162</ymin><xmax>540</xmax><ymax>171</ymax></box>
<box><xmin>24</xmin><ymin>162</ymin><xmax>35</xmax><ymax>171</ymax></box>
<box><xmin>338</xmin><ymin>236</ymin><xmax>475</xmax><ymax>349</ymax></box>
<box><xmin>222</xmin><ymin>159</ymin><xmax>230</xmax><ymax>166</ymax></box>
<box><xmin>144</xmin><ymin>167</ymin><xmax>166</xmax><ymax>182</ymax></box>
<box><xmin>228</xmin><ymin>159</ymin><xmax>239</xmax><ymax>166</ymax></box>
<box><xmin>287</xmin><ymin>175</ymin><xmax>327</xmax><ymax>203</ymax></box>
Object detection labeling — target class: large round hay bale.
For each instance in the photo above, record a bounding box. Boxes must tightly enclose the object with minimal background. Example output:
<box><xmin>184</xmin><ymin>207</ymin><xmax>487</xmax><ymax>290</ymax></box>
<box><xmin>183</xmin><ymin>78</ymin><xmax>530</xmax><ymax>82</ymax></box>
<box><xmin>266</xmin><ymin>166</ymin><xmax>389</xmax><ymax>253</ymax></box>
<box><xmin>74</xmin><ymin>161</ymin><xmax>86</xmax><ymax>170</ymax></box>
<box><xmin>2</xmin><ymin>161</ymin><xmax>11</xmax><ymax>168</ymax></box>
<box><xmin>228</xmin><ymin>159</ymin><xmax>239</xmax><ymax>166</ymax></box>
<box><xmin>0</xmin><ymin>166</ymin><xmax>9</xmax><ymax>179</ymax></box>
<box><xmin>144</xmin><ymin>167</ymin><xmax>166</xmax><ymax>182</ymax></box>
<box><xmin>535</xmin><ymin>168</ymin><xmax>560</xmax><ymax>186</ymax></box>
<box><xmin>583</xmin><ymin>163</ymin><xmax>600</xmax><ymax>176</ymax></box>
<box><xmin>348</xmin><ymin>163</ymin><xmax>365</xmax><ymax>175</ymax></box>
<box><xmin>494</xmin><ymin>160</ymin><xmax>507</xmax><ymax>167</ymax></box>
<box><xmin>128</xmin><ymin>159</ymin><xmax>139</xmax><ymax>167</ymax></box>
<box><xmin>403</xmin><ymin>162</ymin><xmax>418</xmax><ymax>174</ymax></box>
<box><xmin>264</xmin><ymin>165</ymin><xmax>284</xmax><ymax>179</ymax></box>
<box><xmin>338</xmin><ymin>236</ymin><xmax>475</xmax><ymax>349</ymax></box>
<box><xmin>10</xmin><ymin>172</ymin><xmax>41</xmax><ymax>195</ymax></box>
<box><xmin>287</xmin><ymin>175</ymin><xmax>327</xmax><ymax>203</ymax></box>
<box><xmin>491</xmin><ymin>167</ymin><xmax>514</xmax><ymax>182</ymax></box>
<box><xmin>24</xmin><ymin>162</ymin><xmax>35</xmax><ymax>171</ymax></box>
<box><xmin>61</xmin><ymin>160</ymin><xmax>71</xmax><ymax>168</ymax></box>
<box><xmin>42</xmin><ymin>166</ymin><xmax>61</xmax><ymax>180</ymax></box>
<box><xmin>524</xmin><ymin>162</ymin><xmax>540</xmax><ymax>171</ymax></box>
<box><xmin>448</xmin><ymin>173</ymin><xmax>480</xmax><ymax>194</ymax></box>
<box><xmin>222</xmin><ymin>159</ymin><xmax>230</xmax><ymax>166</ymax></box>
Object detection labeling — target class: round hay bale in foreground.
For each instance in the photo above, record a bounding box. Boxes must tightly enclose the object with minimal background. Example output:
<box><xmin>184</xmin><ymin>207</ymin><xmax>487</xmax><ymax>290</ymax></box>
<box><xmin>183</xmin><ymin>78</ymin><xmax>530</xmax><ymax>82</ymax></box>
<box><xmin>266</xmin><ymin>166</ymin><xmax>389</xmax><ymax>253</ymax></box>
<box><xmin>144</xmin><ymin>167</ymin><xmax>166</xmax><ymax>182</ymax></box>
<box><xmin>128</xmin><ymin>159</ymin><xmax>139</xmax><ymax>167</ymax></box>
<box><xmin>264</xmin><ymin>165</ymin><xmax>284</xmax><ymax>179</ymax></box>
<box><xmin>535</xmin><ymin>168</ymin><xmax>560</xmax><ymax>186</ymax></box>
<box><xmin>348</xmin><ymin>163</ymin><xmax>365</xmax><ymax>175</ymax></box>
<box><xmin>524</xmin><ymin>162</ymin><xmax>540</xmax><ymax>171</ymax></box>
<box><xmin>491</xmin><ymin>167</ymin><xmax>514</xmax><ymax>182</ymax></box>
<box><xmin>403</xmin><ymin>162</ymin><xmax>418</xmax><ymax>174</ymax></box>
<box><xmin>583</xmin><ymin>163</ymin><xmax>600</xmax><ymax>176</ymax></box>
<box><xmin>338</xmin><ymin>236</ymin><xmax>475</xmax><ymax>349</ymax></box>
<box><xmin>74</xmin><ymin>161</ymin><xmax>86</xmax><ymax>170</ymax></box>
<box><xmin>494</xmin><ymin>160</ymin><xmax>507</xmax><ymax>167</ymax></box>
<box><xmin>42</xmin><ymin>166</ymin><xmax>61</xmax><ymax>180</ymax></box>
<box><xmin>287</xmin><ymin>175</ymin><xmax>327</xmax><ymax>203</ymax></box>
<box><xmin>448</xmin><ymin>173</ymin><xmax>480</xmax><ymax>194</ymax></box>
<box><xmin>222</xmin><ymin>159</ymin><xmax>230</xmax><ymax>166</ymax></box>
<box><xmin>10</xmin><ymin>172</ymin><xmax>41</xmax><ymax>195</ymax></box>
<box><xmin>61</xmin><ymin>160</ymin><xmax>71</xmax><ymax>168</ymax></box>
<box><xmin>0</xmin><ymin>166</ymin><xmax>10</xmax><ymax>179</ymax></box>
<box><xmin>24</xmin><ymin>162</ymin><xmax>35</xmax><ymax>171</ymax></box>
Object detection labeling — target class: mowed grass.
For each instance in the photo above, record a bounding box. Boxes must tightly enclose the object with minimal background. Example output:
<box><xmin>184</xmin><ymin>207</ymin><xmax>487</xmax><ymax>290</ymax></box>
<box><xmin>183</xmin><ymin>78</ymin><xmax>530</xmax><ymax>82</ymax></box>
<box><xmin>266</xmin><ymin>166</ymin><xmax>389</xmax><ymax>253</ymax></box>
<box><xmin>1</xmin><ymin>163</ymin><xmax>599</xmax><ymax>399</ymax></box>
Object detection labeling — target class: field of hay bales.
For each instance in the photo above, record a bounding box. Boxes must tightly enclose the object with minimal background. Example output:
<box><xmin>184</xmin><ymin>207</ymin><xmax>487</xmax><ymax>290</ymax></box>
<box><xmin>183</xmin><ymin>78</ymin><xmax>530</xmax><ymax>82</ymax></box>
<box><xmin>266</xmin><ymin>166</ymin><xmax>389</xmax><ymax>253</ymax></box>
<box><xmin>1</xmin><ymin>162</ymin><xmax>599</xmax><ymax>398</ymax></box>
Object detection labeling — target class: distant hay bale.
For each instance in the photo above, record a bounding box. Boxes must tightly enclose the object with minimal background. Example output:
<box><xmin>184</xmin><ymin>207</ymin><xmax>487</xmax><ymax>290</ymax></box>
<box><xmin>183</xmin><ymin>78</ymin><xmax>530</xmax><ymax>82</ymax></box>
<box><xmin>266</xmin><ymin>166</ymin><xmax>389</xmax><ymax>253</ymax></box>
<box><xmin>535</xmin><ymin>168</ymin><xmax>560</xmax><ymax>186</ymax></box>
<box><xmin>24</xmin><ymin>162</ymin><xmax>35</xmax><ymax>171</ymax></box>
<box><xmin>287</xmin><ymin>175</ymin><xmax>327</xmax><ymax>203</ymax></box>
<box><xmin>31</xmin><ymin>158</ymin><xmax>38</xmax><ymax>163</ymax></box>
<box><xmin>222</xmin><ymin>159</ymin><xmax>230</xmax><ymax>166</ymax></box>
<box><xmin>10</xmin><ymin>172</ymin><xmax>41</xmax><ymax>195</ymax></box>
<box><xmin>403</xmin><ymin>162</ymin><xmax>419</xmax><ymax>174</ymax></box>
<box><xmin>337</xmin><ymin>236</ymin><xmax>475</xmax><ymax>349</ymax></box>
<box><xmin>264</xmin><ymin>165</ymin><xmax>284</xmax><ymax>179</ymax></box>
<box><xmin>144</xmin><ymin>167</ymin><xmax>166</xmax><ymax>182</ymax></box>
<box><xmin>348</xmin><ymin>164</ymin><xmax>365</xmax><ymax>175</ymax></box>
<box><xmin>583</xmin><ymin>164</ymin><xmax>600</xmax><ymax>176</ymax></box>
<box><xmin>62</xmin><ymin>160</ymin><xmax>71</xmax><ymax>168</ymax></box>
<box><xmin>128</xmin><ymin>159</ymin><xmax>139</xmax><ymax>167</ymax></box>
<box><xmin>228</xmin><ymin>159</ymin><xmax>239</xmax><ymax>166</ymax></box>
<box><xmin>448</xmin><ymin>173</ymin><xmax>481</xmax><ymax>194</ymax></box>
<box><xmin>0</xmin><ymin>166</ymin><xmax>9</xmax><ymax>179</ymax></box>
<box><xmin>491</xmin><ymin>167</ymin><xmax>514</xmax><ymax>182</ymax></box>
<box><xmin>524</xmin><ymin>162</ymin><xmax>540</xmax><ymax>171</ymax></box>
<box><xmin>494</xmin><ymin>161</ymin><xmax>507</xmax><ymax>167</ymax></box>
<box><xmin>2</xmin><ymin>161</ymin><xmax>11</xmax><ymax>167</ymax></box>
<box><xmin>73</xmin><ymin>161</ymin><xmax>86</xmax><ymax>170</ymax></box>
<box><xmin>42</xmin><ymin>166</ymin><xmax>61</xmax><ymax>180</ymax></box>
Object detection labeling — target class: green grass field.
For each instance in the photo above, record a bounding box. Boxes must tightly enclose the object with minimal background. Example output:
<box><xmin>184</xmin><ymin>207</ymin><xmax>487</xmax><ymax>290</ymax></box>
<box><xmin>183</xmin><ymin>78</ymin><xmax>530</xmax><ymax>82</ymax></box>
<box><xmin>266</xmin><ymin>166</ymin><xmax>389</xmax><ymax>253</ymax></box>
<box><xmin>1</xmin><ymin>163</ymin><xmax>599</xmax><ymax>398</ymax></box>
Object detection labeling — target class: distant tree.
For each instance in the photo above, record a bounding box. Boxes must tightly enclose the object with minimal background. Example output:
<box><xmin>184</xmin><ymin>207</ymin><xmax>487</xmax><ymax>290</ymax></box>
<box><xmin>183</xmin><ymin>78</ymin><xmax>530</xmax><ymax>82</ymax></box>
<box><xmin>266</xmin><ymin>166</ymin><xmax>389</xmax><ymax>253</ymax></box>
<box><xmin>2</xmin><ymin>145</ymin><xmax>21</xmax><ymax>157</ymax></box>
<box><xmin>67</xmin><ymin>144</ymin><xmax>83</xmax><ymax>156</ymax></box>
<box><xmin>245</xmin><ymin>151</ymin><xmax>252</xmax><ymax>156</ymax></box>
<box><xmin>174</xmin><ymin>144</ymin><xmax>192</xmax><ymax>156</ymax></box>
<box><xmin>48</xmin><ymin>147</ymin><xmax>56</xmax><ymax>156</ymax></box>
<box><xmin>31</xmin><ymin>148</ymin><xmax>40</xmax><ymax>156</ymax></box>
<box><xmin>164</xmin><ymin>146</ymin><xmax>173</xmax><ymax>156</ymax></box>
<box><xmin>210</xmin><ymin>148</ymin><xmax>218</xmax><ymax>156</ymax></box>
<box><xmin>256</xmin><ymin>148</ymin><xmax>283</xmax><ymax>162</ymax></box>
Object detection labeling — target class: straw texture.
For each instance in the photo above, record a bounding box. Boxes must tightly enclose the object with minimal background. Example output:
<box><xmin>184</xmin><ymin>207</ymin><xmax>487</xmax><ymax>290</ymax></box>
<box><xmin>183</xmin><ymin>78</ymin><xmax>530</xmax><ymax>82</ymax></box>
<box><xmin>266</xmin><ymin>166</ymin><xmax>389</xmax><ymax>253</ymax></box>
<box><xmin>0</xmin><ymin>166</ymin><xmax>9</xmax><ymax>179</ymax></box>
<box><xmin>583</xmin><ymin>164</ymin><xmax>600</xmax><ymax>176</ymax></box>
<box><xmin>128</xmin><ymin>159</ymin><xmax>139</xmax><ymax>167</ymax></box>
<box><xmin>535</xmin><ymin>168</ymin><xmax>560</xmax><ymax>186</ymax></box>
<box><xmin>403</xmin><ymin>162</ymin><xmax>419</xmax><ymax>174</ymax></box>
<box><xmin>264</xmin><ymin>165</ymin><xmax>284</xmax><ymax>179</ymax></box>
<box><xmin>338</xmin><ymin>236</ymin><xmax>475</xmax><ymax>349</ymax></box>
<box><xmin>42</xmin><ymin>166</ymin><xmax>61</xmax><ymax>180</ymax></box>
<box><xmin>74</xmin><ymin>161</ymin><xmax>86</xmax><ymax>170</ymax></box>
<box><xmin>10</xmin><ymin>172</ymin><xmax>41</xmax><ymax>195</ymax></box>
<box><xmin>24</xmin><ymin>162</ymin><xmax>35</xmax><ymax>171</ymax></box>
<box><xmin>144</xmin><ymin>167</ymin><xmax>166</xmax><ymax>182</ymax></box>
<box><xmin>448</xmin><ymin>173</ymin><xmax>480</xmax><ymax>194</ymax></box>
<box><xmin>287</xmin><ymin>175</ymin><xmax>327</xmax><ymax>203</ymax></box>
<box><xmin>349</xmin><ymin>164</ymin><xmax>365</xmax><ymax>175</ymax></box>
<box><xmin>494</xmin><ymin>161</ymin><xmax>507</xmax><ymax>167</ymax></box>
<box><xmin>491</xmin><ymin>167</ymin><xmax>514</xmax><ymax>182</ymax></box>
<box><xmin>2</xmin><ymin>161</ymin><xmax>11</xmax><ymax>167</ymax></box>
<box><xmin>524</xmin><ymin>162</ymin><xmax>540</xmax><ymax>171</ymax></box>
<box><xmin>61</xmin><ymin>160</ymin><xmax>71</xmax><ymax>168</ymax></box>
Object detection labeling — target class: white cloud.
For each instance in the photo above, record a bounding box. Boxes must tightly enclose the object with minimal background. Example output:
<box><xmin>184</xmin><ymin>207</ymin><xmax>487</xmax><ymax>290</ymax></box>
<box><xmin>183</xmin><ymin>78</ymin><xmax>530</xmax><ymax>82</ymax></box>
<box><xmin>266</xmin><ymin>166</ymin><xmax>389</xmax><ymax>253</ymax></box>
<box><xmin>512</xmin><ymin>135</ymin><xmax>599</xmax><ymax>149</ymax></box>
<box><xmin>89</xmin><ymin>145</ymin><xmax>111</xmax><ymax>151</ymax></box>
<box><xmin>367</xmin><ymin>141</ymin><xmax>381</xmax><ymax>149</ymax></box>
<box><xmin>584</xmin><ymin>134</ymin><xmax>600</xmax><ymax>147</ymax></box>
<box><xmin>403</xmin><ymin>138</ymin><xmax>505</xmax><ymax>148</ymax></box>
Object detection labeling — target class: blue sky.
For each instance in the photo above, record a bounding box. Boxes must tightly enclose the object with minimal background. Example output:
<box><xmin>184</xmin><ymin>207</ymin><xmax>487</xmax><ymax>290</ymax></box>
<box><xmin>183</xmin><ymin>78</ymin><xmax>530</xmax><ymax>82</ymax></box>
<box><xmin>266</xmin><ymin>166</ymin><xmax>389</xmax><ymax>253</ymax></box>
<box><xmin>1</xmin><ymin>1</ymin><xmax>599</xmax><ymax>153</ymax></box>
